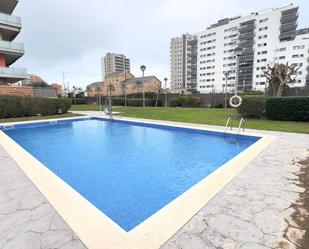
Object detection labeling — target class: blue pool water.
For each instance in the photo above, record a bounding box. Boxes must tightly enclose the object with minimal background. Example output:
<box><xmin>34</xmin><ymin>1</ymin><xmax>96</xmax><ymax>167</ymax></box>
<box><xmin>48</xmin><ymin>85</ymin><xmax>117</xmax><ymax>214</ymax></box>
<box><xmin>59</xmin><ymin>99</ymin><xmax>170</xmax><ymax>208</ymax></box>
<box><xmin>3</xmin><ymin>118</ymin><xmax>259</xmax><ymax>231</ymax></box>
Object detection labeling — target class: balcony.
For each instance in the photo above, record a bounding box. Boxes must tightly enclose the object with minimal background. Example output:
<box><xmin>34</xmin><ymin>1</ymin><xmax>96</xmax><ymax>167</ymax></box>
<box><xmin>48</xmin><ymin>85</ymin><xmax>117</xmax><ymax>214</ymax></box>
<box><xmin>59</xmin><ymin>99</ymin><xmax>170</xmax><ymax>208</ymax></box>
<box><xmin>0</xmin><ymin>66</ymin><xmax>27</xmax><ymax>83</ymax></box>
<box><xmin>280</xmin><ymin>21</ymin><xmax>297</xmax><ymax>32</ymax></box>
<box><xmin>279</xmin><ymin>30</ymin><xmax>297</xmax><ymax>41</ymax></box>
<box><xmin>0</xmin><ymin>40</ymin><xmax>24</xmax><ymax>65</ymax></box>
<box><xmin>0</xmin><ymin>0</ymin><xmax>18</xmax><ymax>15</ymax></box>
<box><xmin>281</xmin><ymin>13</ymin><xmax>298</xmax><ymax>24</ymax></box>
<box><xmin>0</xmin><ymin>13</ymin><xmax>21</xmax><ymax>40</ymax></box>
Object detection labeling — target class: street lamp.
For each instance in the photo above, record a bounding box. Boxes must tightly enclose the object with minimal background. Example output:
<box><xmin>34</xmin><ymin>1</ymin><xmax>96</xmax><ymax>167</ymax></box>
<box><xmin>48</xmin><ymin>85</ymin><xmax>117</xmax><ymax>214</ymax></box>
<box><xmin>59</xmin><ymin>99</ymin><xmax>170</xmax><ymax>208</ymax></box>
<box><xmin>224</xmin><ymin>71</ymin><xmax>229</xmax><ymax>109</ymax></box>
<box><xmin>140</xmin><ymin>65</ymin><xmax>146</xmax><ymax>109</ymax></box>
<box><xmin>164</xmin><ymin>78</ymin><xmax>168</xmax><ymax>108</ymax></box>
<box><xmin>234</xmin><ymin>46</ymin><xmax>244</xmax><ymax>95</ymax></box>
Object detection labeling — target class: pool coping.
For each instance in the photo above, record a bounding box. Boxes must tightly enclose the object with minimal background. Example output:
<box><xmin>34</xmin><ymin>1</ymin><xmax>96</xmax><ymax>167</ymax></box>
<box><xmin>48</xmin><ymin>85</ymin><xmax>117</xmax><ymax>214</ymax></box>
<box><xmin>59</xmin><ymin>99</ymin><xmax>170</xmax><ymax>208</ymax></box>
<box><xmin>0</xmin><ymin>116</ymin><xmax>275</xmax><ymax>249</ymax></box>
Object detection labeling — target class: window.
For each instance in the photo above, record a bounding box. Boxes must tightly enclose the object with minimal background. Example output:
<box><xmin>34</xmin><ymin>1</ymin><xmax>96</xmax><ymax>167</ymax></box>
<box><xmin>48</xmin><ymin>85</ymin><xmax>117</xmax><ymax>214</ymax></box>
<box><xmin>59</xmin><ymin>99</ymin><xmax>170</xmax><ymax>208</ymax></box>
<box><xmin>275</xmin><ymin>47</ymin><xmax>286</xmax><ymax>52</ymax></box>
<box><xmin>258</xmin><ymin>35</ymin><xmax>267</xmax><ymax>39</ymax></box>
<box><xmin>292</xmin><ymin>54</ymin><xmax>304</xmax><ymax>59</ymax></box>
<box><xmin>279</xmin><ymin>56</ymin><xmax>285</xmax><ymax>60</ymax></box>
<box><xmin>259</xmin><ymin>26</ymin><xmax>268</xmax><ymax>31</ymax></box>
<box><xmin>257</xmin><ymin>51</ymin><xmax>267</xmax><ymax>55</ymax></box>
<box><xmin>259</xmin><ymin>18</ymin><xmax>268</xmax><ymax>23</ymax></box>
<box><xmin>258</xmin><ymin>43</ymin><xmax>267</xmax><ymax>47</ymax></box>
<box><xmin>293</xmin><ymin>45</ymin><xmax>305</xmax><ymax>50</ymax></box>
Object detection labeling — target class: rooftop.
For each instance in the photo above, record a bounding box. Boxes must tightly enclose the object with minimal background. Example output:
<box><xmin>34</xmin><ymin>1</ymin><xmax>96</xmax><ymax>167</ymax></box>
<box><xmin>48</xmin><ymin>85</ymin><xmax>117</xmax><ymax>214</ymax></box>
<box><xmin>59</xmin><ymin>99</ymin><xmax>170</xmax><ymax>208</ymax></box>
<box><xmin>122</xmin><ymin>76</ymin><xmax>160</xmax><ymax>85</ymax></box>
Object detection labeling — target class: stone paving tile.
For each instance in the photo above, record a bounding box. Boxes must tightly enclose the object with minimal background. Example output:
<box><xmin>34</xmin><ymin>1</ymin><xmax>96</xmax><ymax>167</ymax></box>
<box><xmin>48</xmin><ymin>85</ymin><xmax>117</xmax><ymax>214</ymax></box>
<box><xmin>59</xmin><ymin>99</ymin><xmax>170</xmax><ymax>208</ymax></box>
<box><xmin>162</xmin><ymin>131</ymin><xmax>309</xmax><ymax>249</ymax></box>
<box><xmin>0</xmin><ymin>145</ymin><xmax>87</xmax><ymax>249</ymax></box>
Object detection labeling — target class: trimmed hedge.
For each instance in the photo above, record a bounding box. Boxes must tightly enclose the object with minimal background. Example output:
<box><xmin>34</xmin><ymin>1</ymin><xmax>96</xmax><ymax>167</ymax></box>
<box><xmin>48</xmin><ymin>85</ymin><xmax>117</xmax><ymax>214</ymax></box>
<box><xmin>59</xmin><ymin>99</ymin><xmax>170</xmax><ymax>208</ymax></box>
<box><xmin>237</xmin><ymin>96</ymin><xmax>266</xmax><ymax>119</ymax></box>
<box><xmin>0</xmin><ymin>95</ymin><xmax>71</xmax><ymax>118</ymax></box>
<box><xmin>110</xmin><ymin>98</ymin><xmax>162</xmax><ymax>107</ymax></box>
<box><xmin>265</xmin><ymin>97</ymin><xmax>309</xmax><ymax>121</ymax></box>
<box><xmin>169</xmin><ymin>96</ymin><xmax>201</xmax><ymax>108</ymax></box>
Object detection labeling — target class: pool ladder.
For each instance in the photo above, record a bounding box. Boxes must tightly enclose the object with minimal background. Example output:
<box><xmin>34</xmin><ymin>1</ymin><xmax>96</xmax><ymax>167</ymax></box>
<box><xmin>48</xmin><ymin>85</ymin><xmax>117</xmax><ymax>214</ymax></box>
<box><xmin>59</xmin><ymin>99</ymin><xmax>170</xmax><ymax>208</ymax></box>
<box><xmin>225</xmin><ymin>116</ymin><xmax>245</xmax><ymax>134</ymax></box>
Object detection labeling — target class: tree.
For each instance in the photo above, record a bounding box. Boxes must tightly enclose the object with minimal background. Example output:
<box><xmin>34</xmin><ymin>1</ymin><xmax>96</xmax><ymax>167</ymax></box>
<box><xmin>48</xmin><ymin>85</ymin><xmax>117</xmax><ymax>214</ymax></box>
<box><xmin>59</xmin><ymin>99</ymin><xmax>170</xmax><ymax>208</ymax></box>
<box><xmin>264</xmin><ymin>63</ymin><xmax>300</xmax><ymax>97</ymax></box>
<box><xmin>121</xmin><ymin>82</ymin><xmax>127</xmax><ymax>107</ymax></box>
<box><xmin>135</xmin><ymin>80</ymin><xmax>142</xmax><ymax>94</ymax></box>
<box><xmin>155</xmin><ymin>83</ymin><xmax>162</xmax><ymax>107</ymax></box>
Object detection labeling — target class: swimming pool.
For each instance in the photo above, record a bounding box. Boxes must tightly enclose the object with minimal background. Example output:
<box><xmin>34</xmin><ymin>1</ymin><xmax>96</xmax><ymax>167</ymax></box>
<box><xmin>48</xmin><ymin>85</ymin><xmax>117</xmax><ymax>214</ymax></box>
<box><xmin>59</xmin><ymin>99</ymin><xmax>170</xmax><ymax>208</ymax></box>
<box><xmin>1</xmin><ymin>117</ymin><xmax>260</xmax><ymax>232</ymax></box>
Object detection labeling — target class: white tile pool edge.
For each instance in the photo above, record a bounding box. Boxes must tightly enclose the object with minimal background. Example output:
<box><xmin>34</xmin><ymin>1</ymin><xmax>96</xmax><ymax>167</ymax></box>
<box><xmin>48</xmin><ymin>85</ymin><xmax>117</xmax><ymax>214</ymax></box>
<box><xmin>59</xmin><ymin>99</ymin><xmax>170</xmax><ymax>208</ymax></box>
<box><xmin>0</xmin><ymin>116</ymin><xmax>275</xmax><ymax>249</ymax></box>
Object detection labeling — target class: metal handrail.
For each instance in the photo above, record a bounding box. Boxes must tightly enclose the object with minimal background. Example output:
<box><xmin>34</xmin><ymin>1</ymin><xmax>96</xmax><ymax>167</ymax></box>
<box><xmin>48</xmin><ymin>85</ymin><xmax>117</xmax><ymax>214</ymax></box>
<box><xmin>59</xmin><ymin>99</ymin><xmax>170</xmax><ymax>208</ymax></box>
<box><xmin>225</xmin><ymin>117</ymin><xmax>232</xmax><ymax>133</ymax></box>
<box><xmin>237</xmin><ymin>118</ymin><xmax>245</xmax><ymax>134</ymax></box>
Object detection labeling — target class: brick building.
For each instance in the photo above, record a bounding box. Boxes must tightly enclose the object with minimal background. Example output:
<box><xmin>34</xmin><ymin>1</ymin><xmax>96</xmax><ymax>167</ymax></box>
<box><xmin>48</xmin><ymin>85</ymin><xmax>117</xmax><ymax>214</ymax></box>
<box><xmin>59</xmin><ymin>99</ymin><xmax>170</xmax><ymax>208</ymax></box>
<box><xmin>51</xmin><ymin>84</ymin><xmax>63</xmax><ymax>97</ymax></box>
<box><xmin>86</xmin><ymin>81</ymin><xmax>104</xmax><ymax>97</ymax></box>
<box><xmin>102</xmin><ymin>71</ymin><xmax>161</xmax><ymax>96</ymax></box>
<box><xmin>0</xmin><ymin>85</ymin><xmax>57</xmax><ymax>97</ymax></box>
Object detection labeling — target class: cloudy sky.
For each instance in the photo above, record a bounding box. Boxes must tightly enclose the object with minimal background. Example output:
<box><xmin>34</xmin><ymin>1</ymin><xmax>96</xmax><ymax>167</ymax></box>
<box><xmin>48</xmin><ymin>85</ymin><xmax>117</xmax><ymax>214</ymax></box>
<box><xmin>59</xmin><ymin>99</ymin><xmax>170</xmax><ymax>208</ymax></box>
<box><xmin>14</xmin><ymin>0</ymin><xmax>309</xmax><ymax>89</ymax></box>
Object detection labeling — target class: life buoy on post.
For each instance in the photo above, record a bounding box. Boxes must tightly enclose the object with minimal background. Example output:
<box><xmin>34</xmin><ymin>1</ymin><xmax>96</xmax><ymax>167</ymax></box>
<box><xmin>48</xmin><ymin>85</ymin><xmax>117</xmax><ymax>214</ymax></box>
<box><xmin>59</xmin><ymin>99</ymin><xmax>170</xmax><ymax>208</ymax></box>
<box><xmin>229</xmin><ymin>95</ymin><xmax>242</xmax><ymax>108</ymax></box>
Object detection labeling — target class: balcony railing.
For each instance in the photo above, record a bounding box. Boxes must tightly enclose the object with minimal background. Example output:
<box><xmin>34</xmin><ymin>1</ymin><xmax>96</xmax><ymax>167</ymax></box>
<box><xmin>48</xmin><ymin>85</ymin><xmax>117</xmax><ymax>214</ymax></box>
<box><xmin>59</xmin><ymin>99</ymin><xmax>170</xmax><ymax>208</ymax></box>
<box><xmin>0</xmin><ymin>40</ymin><xmax>24</xmax><ymax>54</ymax></box>
<box><xmin>0</xmin><ymin>67</ymin><xmax>27</xmax><ymax>78</ymax></box>
<box><xmin>0</xmin><ymin>12</ymin><xmax>21</xmax><ymax>27</ymax></box>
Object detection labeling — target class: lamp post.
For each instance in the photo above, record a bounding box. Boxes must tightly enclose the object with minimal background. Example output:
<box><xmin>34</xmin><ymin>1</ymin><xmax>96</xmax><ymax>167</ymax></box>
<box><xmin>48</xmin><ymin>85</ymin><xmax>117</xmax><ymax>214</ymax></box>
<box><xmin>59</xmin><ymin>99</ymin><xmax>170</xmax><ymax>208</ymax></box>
<box><xmin>224</xmin><ymin>71</ymin><xmax>229</xmax><ymax>109</ymax></box>
<box><xmin>164</xmin><ymin>77</ymin><xmax>168</xmax><ymax>108</ymax></box>
<box><xmin>140</xmin><ymin>65</ymin><xmax>146</xmax><ymax>109</ymax></box>
<box><xmin>234</xmin><ymin>46</ymin><xmax>244</xmax><ymax>95</ymax></box>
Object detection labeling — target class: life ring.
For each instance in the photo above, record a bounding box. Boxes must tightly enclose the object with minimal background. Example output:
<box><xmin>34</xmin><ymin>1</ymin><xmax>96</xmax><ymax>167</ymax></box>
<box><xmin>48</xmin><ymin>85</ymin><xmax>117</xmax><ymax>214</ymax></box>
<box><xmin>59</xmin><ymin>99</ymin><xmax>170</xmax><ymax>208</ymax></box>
<box><xmin>229</xmin><ymin>95</ymin><xmax>242</xmax><ymax>108</ymax></box>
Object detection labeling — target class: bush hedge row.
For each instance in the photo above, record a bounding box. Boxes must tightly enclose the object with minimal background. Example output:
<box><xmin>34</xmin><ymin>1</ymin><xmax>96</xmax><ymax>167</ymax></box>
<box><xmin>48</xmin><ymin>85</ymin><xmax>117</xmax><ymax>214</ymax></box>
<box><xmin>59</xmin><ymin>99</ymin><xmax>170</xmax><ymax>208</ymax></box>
<box><xmin>265</xmin><ymin>97</ymin><xmax>309</xmax><ymax>121</ymax></box>
<box><xmin>170</xmin><ymin>96</ymin><xmax>201</xmax><ymax>107</ymax></box>
<box><xmin>237</xmin><ymin>96</ymin><xmax>309</xmax><ymax>121</ymax></box>
<box><xmin>237</xmin><ymin>96</ymin><xmax>266</xmax><ymax>119</ymax></box>
<box><xmin>110</xmin><ymin>98</ymin><xmax>162</xmax><ymax>107</ymax></box>
<box><xmin>0</xmin><ymin>95</ymin><xmax>72</xmax><ymax>118</ymax></box>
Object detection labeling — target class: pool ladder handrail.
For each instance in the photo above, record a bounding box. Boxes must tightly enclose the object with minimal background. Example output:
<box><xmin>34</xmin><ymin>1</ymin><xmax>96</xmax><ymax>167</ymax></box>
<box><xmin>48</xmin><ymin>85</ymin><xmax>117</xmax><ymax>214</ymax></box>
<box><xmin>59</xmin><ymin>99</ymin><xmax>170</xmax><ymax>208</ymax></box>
<box><xmin>224</xmin><ymin>116</ymin><xmax>233</xmax><ymax>133</ymax></box>
<box><xmin>225</xmin><ymin>116</ymin><xmax>245</xmax><ymax>134</ymax></box>
<box><xmin>237</xmin><ymin>117</ymin><xmax>245</xmax><ymax>134</ymax></box>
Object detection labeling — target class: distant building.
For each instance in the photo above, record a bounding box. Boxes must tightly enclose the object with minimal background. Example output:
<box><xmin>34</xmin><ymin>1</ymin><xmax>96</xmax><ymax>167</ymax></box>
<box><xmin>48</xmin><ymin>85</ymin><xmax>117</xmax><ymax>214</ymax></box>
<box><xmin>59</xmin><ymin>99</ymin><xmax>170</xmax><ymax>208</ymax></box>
<box><xmin>120</xmin><ymin>76</ymin><xmax>161</xmax><ymax>96</ymax></box>
<box><xmin>170</xmin><ymin>34</ymin><xmax>198</xmax><ymax>94</ymax></box>
<box><xmin>0</xmin><ymin>85</ymin><xmax>57</xmax><ymax>98</ymax></box>
<box><xmin>103</xmin><ymin>71</ymin><xmax>134</xmax><ymax>96</ymax></box>
<box><xmin>17</xmin><ymin>74</ymin><xmax>45</xmax><ymax>86</ymax></box>
<box><xmin>102</xmin><ymin>71</ymin><xmax>161</xmax><ymax>96</ymax></box>
<box><xmin>0</xmin><ymin>0</ymin><xmax>27</xmax><ymax>84</ymax></box>
<box><xmin>86</xmin><ymin>81</ymin><xmax>104</xmax><ymax>97</ymax></box>
<box><xmin>51</xmin><ymin>84</ymin><xmax>63</xmax><ymax>97</ymax></box>
<box><xmin>101</xmin><ymin>53</ymin><xmax>130</xmax><ymax>80</ymax></box>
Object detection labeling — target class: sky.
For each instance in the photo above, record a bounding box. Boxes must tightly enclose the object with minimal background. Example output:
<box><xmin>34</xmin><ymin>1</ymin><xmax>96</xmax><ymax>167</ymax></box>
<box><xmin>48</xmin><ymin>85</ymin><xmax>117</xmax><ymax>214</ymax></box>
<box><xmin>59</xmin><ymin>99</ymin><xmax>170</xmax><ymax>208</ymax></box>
<box><xmin>13</xmin><ymin>0</ymin><xmax>309</xmax><ymax>89</ymax></box>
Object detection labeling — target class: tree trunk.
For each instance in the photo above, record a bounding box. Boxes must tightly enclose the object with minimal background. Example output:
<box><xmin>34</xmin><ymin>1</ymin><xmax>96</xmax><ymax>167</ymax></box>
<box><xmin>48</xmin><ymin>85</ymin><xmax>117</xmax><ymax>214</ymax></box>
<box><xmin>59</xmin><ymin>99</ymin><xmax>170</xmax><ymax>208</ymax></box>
<box><xmin>155</xmin><ymin>90</ymin><xmax>160</xmax><ymax>107</ymax></box>
<box><xmin>277</xmin><ymin>85</ymin><xmax>284</xmax><ymax>96</ymax></box>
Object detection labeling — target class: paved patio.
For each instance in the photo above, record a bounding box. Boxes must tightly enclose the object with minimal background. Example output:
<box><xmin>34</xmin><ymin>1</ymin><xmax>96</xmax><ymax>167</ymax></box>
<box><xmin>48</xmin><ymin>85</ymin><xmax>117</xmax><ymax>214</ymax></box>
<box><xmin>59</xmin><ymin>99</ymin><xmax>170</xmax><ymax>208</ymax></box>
<box><xmin>0</xmin><ymin>114</ymin><xmax>308</xmax><ymax>249</ymax></box>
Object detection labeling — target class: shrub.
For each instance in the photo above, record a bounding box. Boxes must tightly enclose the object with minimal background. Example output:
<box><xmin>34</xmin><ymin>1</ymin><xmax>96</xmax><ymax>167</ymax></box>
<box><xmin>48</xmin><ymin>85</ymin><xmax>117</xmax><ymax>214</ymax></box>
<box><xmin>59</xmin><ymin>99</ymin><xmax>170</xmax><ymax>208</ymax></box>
<box><xmin>237</xmin><ymin>96</ymin><xmax>266</xmax><ymax>119</ymax></box>
<box><xmin>190</xmin><ymin>97</ymin><xmax>201</xmax><ymax>107</ymax></box>
<box><xmin>265</xmin><ymin>97</ymin><xmax>309</xmax><ymax>121</ymax></box>
<box><xmin>70</xmin><ymin>98</ymin><xmax>89</xmax><ymax>105</ymax></box>
<box><xmin>177</xmin><ymin>96</ymin><xmax>187</xmax><ymax>107</ymax></box>
<box><xmin>170</xmin><ymin>98</ymin><xmax>180</xmax><ymax>107</ymax></box>
<box><xmin>127</xmin><ymin>98</ymin><xmax>151</xmax><ymax>107</ymax></box>
<box><xmin>111</xmin><ymin>98</ymin><xmax>125</xmax><ymax>106</ymax></box>
<box><xmin>0</xmin><ymin>95</ymin><xmax>71</xmax><ymax>118</ymax></box>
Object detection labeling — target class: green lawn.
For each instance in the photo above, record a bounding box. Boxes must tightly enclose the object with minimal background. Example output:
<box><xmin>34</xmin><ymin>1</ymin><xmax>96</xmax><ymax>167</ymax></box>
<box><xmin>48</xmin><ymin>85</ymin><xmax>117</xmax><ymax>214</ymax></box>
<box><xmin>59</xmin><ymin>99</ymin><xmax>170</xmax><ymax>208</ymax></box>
<box><xmin>70</xmin><ymin>104</ymin><xmax>309</xmax><ymax>134</ymax></box>
<box><xmin>0</xmin><ymin>113</ymin><xmax>83</xmax><ymax>124</ymax></box>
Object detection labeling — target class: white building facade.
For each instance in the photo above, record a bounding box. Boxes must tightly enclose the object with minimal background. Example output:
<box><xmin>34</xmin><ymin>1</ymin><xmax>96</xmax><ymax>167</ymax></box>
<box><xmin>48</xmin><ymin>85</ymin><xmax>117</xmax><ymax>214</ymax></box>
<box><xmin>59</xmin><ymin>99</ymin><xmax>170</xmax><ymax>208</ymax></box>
<box><xmin>171</xmin><ymin>4</ymin><xmax>309</xmax><ymax>93</ymax></box>
<box><xmin>101</xmin><ymin>53</ymin><xmax>130</xmax><ymax>80</ymax></box>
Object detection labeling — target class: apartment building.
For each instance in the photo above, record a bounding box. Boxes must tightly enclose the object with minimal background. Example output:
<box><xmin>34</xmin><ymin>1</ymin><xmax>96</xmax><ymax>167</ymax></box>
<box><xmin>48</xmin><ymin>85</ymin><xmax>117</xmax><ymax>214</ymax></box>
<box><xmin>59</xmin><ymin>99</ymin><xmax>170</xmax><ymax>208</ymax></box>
<box><xmin>0</xmin><ymin>0</ymin><xmax>27</xmax><ymax>84</ymax></box>
<box><xmin>101</xmin><ymin>53</ymin><xmax>130</xmax><ymax>80</ymax></box>
<box><xmin>170</xmin><ymin>34</ymin><xmax>197</xmax><ymax>93</ymax></box>
<box><xmin>171</xmin><ymin>4</ymin><xmax>309</xmax><ymax>93</ymax></box>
